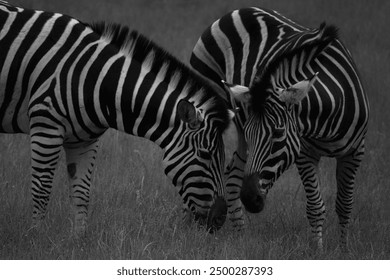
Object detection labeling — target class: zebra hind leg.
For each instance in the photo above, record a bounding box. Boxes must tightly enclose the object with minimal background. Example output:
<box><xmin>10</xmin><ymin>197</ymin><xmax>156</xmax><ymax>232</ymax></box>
<box><xmin>296</xmin><ymin>150</ymin><xmax>325</xmax><ymax>253</ymax></box>
<box><xmin>335</xmin><ymin>139</ymin><xmax>365</xmax><ymax>253</ymax></box>
<box><xmin>64</xmin><ymin>140</ymin><xmax>99</xmax><ymax>237</ymax></box>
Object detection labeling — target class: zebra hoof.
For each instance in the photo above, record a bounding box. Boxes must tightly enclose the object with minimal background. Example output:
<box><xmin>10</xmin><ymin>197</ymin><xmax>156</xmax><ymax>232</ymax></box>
<box><xmin>72</xmin><ymin>226</ymin><xmax>87</xmax><ymax>238</ymax></box>
<box><xmin>31</xmin><ymin>213</ymin><xmax>46</xmax><ymax>228</ymax></box>
<box><xmin>31</xmin><ymin>219</ymin><xmax>42</xmax><ymax>229</ymax></box>
<box><xmin>71</xmin><ymin>218</ymin><xmax>87</xmax><ymax>238</ymax></box>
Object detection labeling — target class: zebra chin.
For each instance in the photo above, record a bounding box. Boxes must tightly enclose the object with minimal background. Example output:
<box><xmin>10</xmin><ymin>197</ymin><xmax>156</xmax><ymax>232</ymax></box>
<box><xmin>240</xmin><ymin>173</ymin><xmax>268</xmax><ymax>213</ymax></box>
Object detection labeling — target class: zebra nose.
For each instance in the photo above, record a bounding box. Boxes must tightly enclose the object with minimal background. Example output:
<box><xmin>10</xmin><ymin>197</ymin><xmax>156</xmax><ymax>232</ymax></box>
<box><xmin>241</xmin><ymin>173</ymin><xmax>266</xmax><ymax>213</ymax></box>
<box><xmin>207</xmin><ymin>196</ymin><xmax>227</xmax><ymax>232</ymax></box>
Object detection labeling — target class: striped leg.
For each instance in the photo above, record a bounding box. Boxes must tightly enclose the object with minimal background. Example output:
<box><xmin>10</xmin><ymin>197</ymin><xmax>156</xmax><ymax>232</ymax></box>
<box><xmin>64</xmin><ymin>140</ymin><xmax>99</xmax><ymax>236</ymax></box>
<box><xmin>30</xmin><ymin>122</ymin><xmax>64</xmax><ymax>226</ymax></box>
<box><xmin>296</xmin><ymin>148</ymin><xmax>325</xmax><ymax>252</ymax></box>
<box><xmin>335</xmin><ymin>139</ymin><xmax>365</xmax><ymax>252</ymax></box>
<box><xmin>225</xmin><ymin>130</ymin><xmax>247</xmax><ymax>229</ymax></box>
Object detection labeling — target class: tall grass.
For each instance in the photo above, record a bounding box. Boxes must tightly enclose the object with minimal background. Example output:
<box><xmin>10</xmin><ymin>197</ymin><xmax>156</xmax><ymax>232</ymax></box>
<box><xmin>0</xmin><ymin>0</ymin><xmax>389</xmax><ymax>259</ymax></box>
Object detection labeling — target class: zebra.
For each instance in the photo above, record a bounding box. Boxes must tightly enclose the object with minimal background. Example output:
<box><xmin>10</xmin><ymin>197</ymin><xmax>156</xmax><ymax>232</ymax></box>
<box><xmin>0</xmin><ymin>1</ymin><xmax>236</xmax><ymax>235</ymax></box>
<box><xmin>191</xmin><ymin>7</ymin><xmax>369</xmax><ymax>251</ymax></box>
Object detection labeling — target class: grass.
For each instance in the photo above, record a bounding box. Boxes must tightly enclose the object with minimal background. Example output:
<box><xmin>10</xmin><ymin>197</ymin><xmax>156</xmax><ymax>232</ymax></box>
<box><xmin>0</xmin><ymin>0</ymin><xmax>389</xmax><ymax>259</ymax></box>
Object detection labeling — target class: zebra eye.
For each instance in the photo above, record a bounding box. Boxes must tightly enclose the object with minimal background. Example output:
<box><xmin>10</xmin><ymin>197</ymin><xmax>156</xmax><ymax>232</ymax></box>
<box><xmin>198</xmin><ymin>148</ymin><xmax>212</xmax><ymax>160</ymax></box>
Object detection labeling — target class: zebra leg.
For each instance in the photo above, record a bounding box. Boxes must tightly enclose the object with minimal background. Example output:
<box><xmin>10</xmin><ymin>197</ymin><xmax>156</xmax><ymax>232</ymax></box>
<box><xmin>30</xmin><ymin>124</ymin><xmax>64</xmax><ymax>227</ymax></box>
<box><xmin>64</xmin><ymin>140</ymin><xmax>99</xmax><ymax>236</ymax></box>
<box><xmin>225</xmin><ymin>130</ymin><xmax>247</xmax><ymax>229</ymax></box>
<box><xmin>335</xmin><ymin>139</ymin><xmax>365</xmax><ymax>252</ymax></box>
<box><xmin>296</xmin><ymin>149</ymin><xmax>325</xmax><ymax>252</ymax></box>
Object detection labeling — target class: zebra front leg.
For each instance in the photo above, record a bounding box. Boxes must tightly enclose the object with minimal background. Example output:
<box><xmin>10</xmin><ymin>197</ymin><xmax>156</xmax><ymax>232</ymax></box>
<box><xmin>30</xmin><ymin>125</ymin><xmax>64</xmax><ymax>228</ymax></box>
<box><xmin>225</xmin><ymin>130</ymin><xmax>247</xmax><ymax>229</ymax></box>
<box><xmin>296</xmin><ymin>149</ymin><xmax>325</xmax><ymax>252</ymax></box>
<box><xmin>336</xmin><ymin>139</ymin><xmax>365</xmax><ymax>252</ymax></box>
<box><xmin>64</xmin><ymin>140</ymin><xmax>99</xmax><ymax>236</ymax></box>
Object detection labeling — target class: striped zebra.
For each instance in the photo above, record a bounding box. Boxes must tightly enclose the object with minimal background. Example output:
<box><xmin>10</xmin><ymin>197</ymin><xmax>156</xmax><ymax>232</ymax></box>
<box><xmin>0</xmin><ymin>1</ymin><xmax>235</xmax><ymax>235</ymax></box>
<box><xmin>191</xmin><ymin>7</ymin><xmax>369</xmax><ymax>251</ymax></box>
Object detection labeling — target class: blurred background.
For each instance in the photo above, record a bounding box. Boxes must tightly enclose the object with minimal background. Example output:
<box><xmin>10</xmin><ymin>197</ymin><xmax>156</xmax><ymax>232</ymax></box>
<box><xmin>0</xmin><ymin>0</ymin><xmax>388</xmax><ymax>259</ymax></box>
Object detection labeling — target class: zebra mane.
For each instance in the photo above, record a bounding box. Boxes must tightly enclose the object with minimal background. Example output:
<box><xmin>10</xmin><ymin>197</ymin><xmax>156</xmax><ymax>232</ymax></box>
<box><xmin>87</xmin><ymin>21</ymin><xmax>231</xmax><ymax>131</ymax></box>
<box><xmin>0</xmin><ymin>1</ymin><xmax>10</xmax><ymax>6</ymax></box>
<box><xmin>250</xmin><ymin>23</ymin><xmax>338</xmax><ymax>114</ymax></box>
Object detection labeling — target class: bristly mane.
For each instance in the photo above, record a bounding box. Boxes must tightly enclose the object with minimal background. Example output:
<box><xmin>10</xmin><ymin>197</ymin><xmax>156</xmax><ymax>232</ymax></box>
<box><xmin>87</xmin><ymin>22</ymin><xmax>231</xmax><ymax>131</ymax></box>
<box><xmin>250</xmin><ymin>23</ymin><xmax>338</xmax><ymax>114</ymax></box>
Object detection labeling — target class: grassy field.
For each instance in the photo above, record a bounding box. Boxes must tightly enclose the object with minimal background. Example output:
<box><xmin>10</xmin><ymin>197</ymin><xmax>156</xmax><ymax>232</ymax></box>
<box><xmin>0</xmin><ymin>0</ymin><xmax>389</xmax><ymax>259</ymax></box>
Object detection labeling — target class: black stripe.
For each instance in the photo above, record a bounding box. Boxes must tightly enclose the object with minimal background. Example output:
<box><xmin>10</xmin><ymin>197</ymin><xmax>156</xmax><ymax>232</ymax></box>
<box><xmin>121</xmin><ymin>58</ymin><xmax>140</xmax><ymax>133</ymax></box>
<box><xmin>0</xmin><ymin>6</ymin><xmax>10</xmax><ymax>30</ymax></box>
<box><xmin>99</xmin><ymin>54</ymin><xmax>125</xmax><ymax>130</ymax></box>
<box><xmin>0</xmin><ymin>8</ymin><xmax>35</xmax><ymax>128</ymax></box>
<box><xmin>200</xmin><ymin>25</ymin><xmax>226</xmax><ymax>76</ymax></box>
<box><xmin>190</xmin><ymin>53</ymin><xmax>224</xmax><ymax>88</ymax></box>
<box><xmin>137</xmin><ymin>80</ymin><xmax>167</xmax><ymax>137</ymax></box>
<box><xmin>219</xmin><ymin>12</ymin><xmax>243</xmax><ymax>84</ymax></box>
<box><xmin>10</xmin><ymin>12</ymin><xmax>53</xmax><ymax>132</ymax></box>
<box><xmin>237</xmin><ymin>8</ymin><xmax>263</xmax><ymax>85</ymax></box>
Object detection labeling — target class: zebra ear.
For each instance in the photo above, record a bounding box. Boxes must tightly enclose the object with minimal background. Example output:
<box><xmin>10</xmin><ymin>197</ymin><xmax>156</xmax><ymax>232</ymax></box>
<box><xmin>177</xmin><ymin>99</ymin><xmax>203</xmax><ymax>129</ymax></box>
<box><xmin>227</xmin><ymin>109</ymin><xmax>236</xmax><ymax>120</ymax></box>
<box><xmin>279</xmin><ymin>72</ymin><xmax>319</xmax><ymax>105</ymax></box>
<box><xmin>222</xmin><ymin>80</ymin><xmax>251</xmax><ymax>104</ymax></box>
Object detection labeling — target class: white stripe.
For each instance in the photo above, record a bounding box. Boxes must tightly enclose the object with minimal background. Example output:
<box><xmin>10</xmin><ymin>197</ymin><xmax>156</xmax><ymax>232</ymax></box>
<box><xmin>15</xmin><ymin>13</ymin><xmax>64</xmax><ymax>132</ymax></box>
<box><xmin>192</xmin><ymin>38</ymin><xmax>224</xmax><ymax>79</ymax></box>
<box><xmin>250</xmin><ymin>15</ymin><xmax>269</xmax><ymax>85</ymax></box>
<box><xmin>322</xmin><ymin>52</ymin><xmax>359</xmax><ymax>146</ymax></box>
<box><xmin>131</xmin><ymin>50</ymin><xmax>154</xmax><ymax>112</ymax></box>
<box><xmin>231</xmin><ymin>10</ymin><xmax>249</xmax><ymax>85</ymax></box>
<box><xmin>115</xmin><ymin>56</ymin><xmax>132</xmax><ymax>132</ymax></box>
<box><xmin>29</xmin><ymin>19</ymin><xmax>92</xmax><ymax>110</ymax></box>
<box><xmin>74</xmin><ymin>41</ymin><xmax>105</xmax><ymax>133</ymax></box>
<box><xmin>0</xmin><ymin>5</ymin><xmax>17</xmax><ymax>40</ymax></box>
<box><xmin>211</xmin><ymin>20</ymin><xmax>234</xmax><ymax>82</ymax></box>
<box><xmin>132</xmin><ymin>62</ymin><xmax>168</xmax><ymax>135</ymax></box>
<box><xmin>143</xmin><ymin>67</ymin><xmax>175</xmax><ymax>140</ymax></box>
<box><xmin>316</xmin><ymin>57</ymin><xmax>345</xmax><ymax>135</ymax></box>
<box><xmin>0</xmin><ymin>11</ymin><xmax>42</xmax><ymax>130</ymax></box>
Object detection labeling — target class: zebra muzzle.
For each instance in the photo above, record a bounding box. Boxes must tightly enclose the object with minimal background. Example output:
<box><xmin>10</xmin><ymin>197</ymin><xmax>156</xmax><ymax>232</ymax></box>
<box><xmin>207</xmin><ymin>196</ymin><xmax>227</xmax><ymax>232</ymax></box>
<box><xmin>192</xmin><ymin>196</ymin><xmax>227</xmax><ymax>232</ymax></box>
<box><xmin>241</xmin><ymin>173</ymin><xmax>267</xmax><ymax>213</ymax></box>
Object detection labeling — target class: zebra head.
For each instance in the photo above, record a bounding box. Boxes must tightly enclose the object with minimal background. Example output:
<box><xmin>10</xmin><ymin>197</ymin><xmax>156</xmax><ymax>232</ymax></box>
<box><xmin>162</xmin><ymin>94</ymin><xmax>235</xmax><ymax>232</ymax></box>
<box><xmin>225</xmin><ymin>73</ymin><xmax>318</xmax><ymax>213</ymax></box>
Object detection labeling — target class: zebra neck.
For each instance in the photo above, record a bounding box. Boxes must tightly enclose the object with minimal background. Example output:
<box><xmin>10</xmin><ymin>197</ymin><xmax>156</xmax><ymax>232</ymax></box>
<box><xmin>96</xmin><ymin>54</ymin><xmax>184</xmax><ymax>149</ymax></box>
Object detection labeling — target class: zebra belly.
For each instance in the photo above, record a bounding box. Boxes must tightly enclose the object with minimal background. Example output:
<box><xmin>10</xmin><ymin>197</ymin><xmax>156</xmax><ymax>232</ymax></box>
<box><xmin>301</xmin><ymin>135</ymin><xmax>361</xmax><ymax>158</ymax></box>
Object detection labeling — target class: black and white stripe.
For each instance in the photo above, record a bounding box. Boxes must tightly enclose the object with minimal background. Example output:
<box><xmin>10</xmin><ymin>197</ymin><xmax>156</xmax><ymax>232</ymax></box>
<box><xmin>0</xmin><ymin>2</ymin><xmax>234</xmax><ymax>234</ymax></box>
<box><xmin>191</xmin><ymin>7</ymin><xmax>369</xmax><ymax>250</ymax></box>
